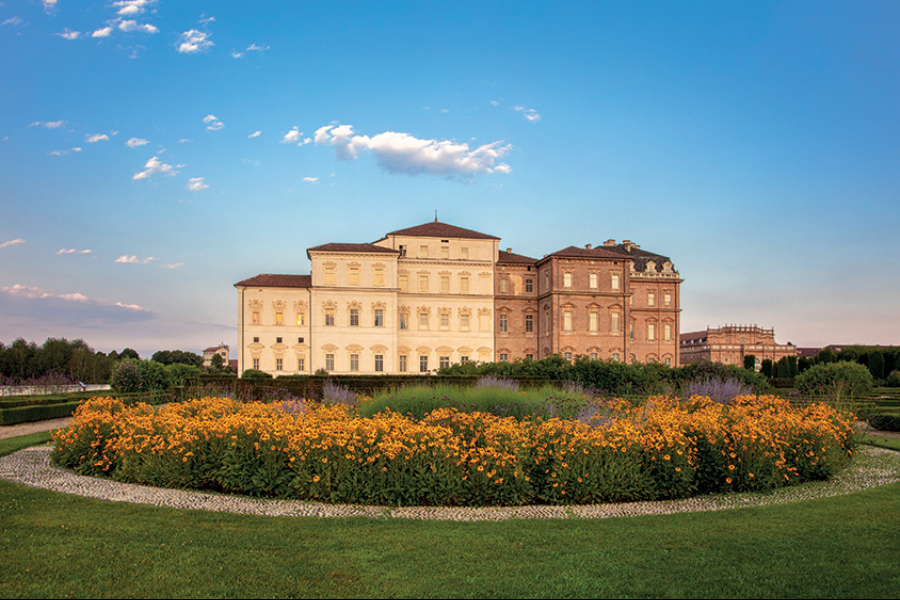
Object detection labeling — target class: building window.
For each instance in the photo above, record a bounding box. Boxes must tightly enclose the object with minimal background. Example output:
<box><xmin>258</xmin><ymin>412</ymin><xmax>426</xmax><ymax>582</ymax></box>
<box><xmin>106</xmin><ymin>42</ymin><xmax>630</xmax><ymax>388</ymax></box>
<box><xmin>544</xmin><ymin>270</ymin><xmax>550</xmax><ymax>291</ymax></box>
<box><xmin>589</xmin><ymin>311</ymin><xmax>598</xmax><ymax>333</ymax></box>
<box><xmin>296</xmin><ymin>312</ymin><xmax>305</xmax><ymax>326</ymax></box>
<box><xmin>399</xmin><ymin>245</ymin><xmax>407</xmax><ymax>257</ymax></box>
<box><xmin>439</xmin><ymin>355</ymin><xmax>450</xmax><ymax>369</ymax></box>
<box><xmin>374</xmin><ymin>267</ymin><xmax>385</xmax><ymax>287</ymax></box>
<box><xmin>374</xmin><ymin>308</ymin><xmax>384</xmax><ymax>327</ymax></box>
<box><xmin>564</xmin><ymin>352</ymin><xmax>573</xmax><ymax>362</ymax></box>
<box><xmin>419</xmin><ymin>312</ymin><xmax>429</xmax><ymax>330</ymax></box>
<box><xmin>253</xmin><ymin>337</ymin><xmax>259</xmax><ymax>343</ymax></box>
<box><xmin>399</xmin><ymin>274</ymin><xmax>409</xmax><ymax>292</ymax></box>
<box><xmin>612</xmin><ymin>352</ymin><xmax>621</xmax><ymax>361</ymax></box>
<box><xmin>590</xmin><ymin>352</ymin><xmax>598</xmax><ymax>360</ymax></box>
<box><xmin>324</xmin><ymin>266</ymin><xmax>336</xmax><ymax>286</ymax></box>
<box><xmin>252</xmin><ymin>311</ymin><xmax>260</xmax><ymax>325</ymax></box>
<box><xmin>325</xmin><ymin>353</ymin><xmax>334</xmax><ymax>371</ymax></box>
<box><xmin>460</xmin><ymin>247</ymin><xmax>469</xmax><ymax>259</ymax></box>
<box><xmin>460</xmin><ymin>355</ymin><xmax>469</xmax><ymax>363</ymax></box>
<box><xmin>298</xmin><ymin>357</ymin><xmax>305</xmax><ymax>371</ymax></box>
<box><xmin>611</xmin><ymin>312</ymin><xmax>620</xmax><ymax>333</ymax></box>
<box><xmin>664</xmin><ymin>323</ymin><xmax>672</xmax><ymax>341</ymax></box>
<box><xmin>350</xmin><ymin>308</ymin><xmax>359</xmax><ymax>327</ymax></box>
<box><xmin>664</xmin><ymin>292</ymin><xmax>671</xmax><ymax>307</ymax></box>
<box><xmin>252</xmin><ymin>358</ymin><xmax>260</xmax><ymax>370</ymax></box>
<box><xmin>629</xmin><ymin>322</ymin><xmax>634</xmax><ymax>340</ymax></box>
<box><xmin>325</xmin><ymin>307</ymin><xmax>335</xmax><ymax>326</ymax></box>
<box><xmin>499</xmin><ymin>278</ymin><xmax>509</xmax><ymax>294</ymax></box>
<box><xmin>563</xmin><ymin>310</ymin><xmax>573</xmax><ymax>333</ymax></box>
<box><xmin>374</xmin><ymin>354</ymin><xmax>384</xmax><ymax>372</ymax></box>
<box><xmin>525</xmin><ymin>278</ymin><xmax>534</xmax><ymax>293</ymax></box>
<box><xmin>648</xmin><ymin>292</ymin><xmax>655</xmax><ymax>307</ymax></box>
<box><xmin>350</xmin><ymin>353</ymin><xmax>359</xmax><ymax>372</ymax></box>
<box><xmin>612</xmin><ymin>273</ymin><xmax>620</xmax><ymax>290</ymax></box>
<box><xmin>589</xmin><ymin>273</ymin><xmax>598</xmax><ymax>289</ymax></box>
<box><xmin>460</xmin><ymin>313</ymin><xmax>470</xmax><ymax>331</ymax></box>
<box><xmin>525</xmin><ymin>353</ymin><xmax>534</xmax><ymax>360</ymax></box>
<box><xmin>398</xmin><ymin>354</ymin><xmax>407</xmax><ymax>372</ymax></box>
<box><xmin>648</xmin><ymin>323</ymin><xmax>656</xmax><ymax>341</ymax></box>
<box><xmin>441</xmin><ymin>246</ymin><xmax>449</xmax><ymax>259</ymax></box>
<box><xmin>349</xmin><ymin>266</ymin><xmax>360</xmax><ymax>286</ymax></box>
<box><xmin>440</xmin><ymin>275</ymin><xmax>450</xmax><ymax>293</ymax></box>
<box><xmin>419</xmin><ymin>355</ymin><xmax>429</xmax><ymax>372</ymax></box>
<box><xmin>419</xmin><ymin>274</ymin><xmax>429</xmax><ymax>293</ymax></box>
<box><xmin>419</xmin><ymin>245</ymin><xmax>428</xmax><ymax>258</ymax></box>
<box><xmin>399</xmin><ymin>312</ymin><xmax>408</xmax><ymax>330</ymax></box>
<box><xmin>460</xmin><ymin>276</ymin><xmax>469</xmax><ymax>293</ymax></box>
<box><xmin>276</xmin><ymin>358</ymin><xmax>283</xmax><ymax>371</ymax></box>
<box><xmin>499</xmin><ymin>353</ymin><xmax>509</xmax><ymax>362</ymax></box>
<box><xmin>525</xmin><ymin>314</ymin><xmax>534</xmax><ymax>333</ymax></box>
<box><xmin>563</xmin><ymin>272</ymin><xmax>572</xmax><ymax>288</ymax></box>
<box><xmin>276</xmin><ymin>337</ymin><xmax>282</xmax><ymax>344</ymax></box>
<box><xmin>440</xmin><ymin>312</ymin><xmax>450</xmax><ymax>330</ymax></box>
<box><xmin>275</xmin><ymin>312</ymin><xmax>284</xmax><ymax>325</ymax></box>
<box><xmin>665</xmin><ymin>357</ymin><xmax>672</xmax><ymax>366</ymax></box>
<box><xmin>499</xmin><ymin>313</ymin><xmax>508</xmax><ymax>333</ymax></box>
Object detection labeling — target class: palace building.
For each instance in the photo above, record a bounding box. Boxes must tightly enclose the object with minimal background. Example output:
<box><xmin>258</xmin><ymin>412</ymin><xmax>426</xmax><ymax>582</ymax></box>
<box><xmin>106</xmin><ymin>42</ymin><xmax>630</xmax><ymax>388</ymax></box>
<box><xmin>235</xmin><ymin>220</ymin><xmax>682</xmax><ymax>375</ymax></box>
<box><xmin>679</xmin><ymin>325</ymin><xmax>798</xmax><ymax>367</ymax></box>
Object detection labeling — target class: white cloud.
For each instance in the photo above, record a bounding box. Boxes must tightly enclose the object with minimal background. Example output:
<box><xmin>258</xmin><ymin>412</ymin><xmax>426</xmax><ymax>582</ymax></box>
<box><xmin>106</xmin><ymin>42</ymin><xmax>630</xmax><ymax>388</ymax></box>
<box><xmin>282</xmin><ymin>127</ymin><xmax>301</xmax><ymax>143</ymax></box>
<box><xmin>248</xmin><ymin>130</ymin><xmax>261</xmax><ymax>138</ymax></box>
<box><xmin>133</xmin><ymin>156</ymin><xmax>177</xmax><ymax>180</ymax></box>
<box><xmin>302</xmin><ymin>177</ymin><xmax>318</xmax><ymax>183</ymax></box>
<box><xmin>113</xmin><ymin>0</ymin><xmax>156</xmax><ymax>16</ymax></box>
<box><xmin>42</xmin><ymin>0</ymin><xmax>58</xmax><ymax>11</ymax></box>
<box><xmin>314</xmin><ymin>124</ymin><xmax>513</xmax><ymax>177</ymax></box>
<box><xmin>118</xmin><ymin>20</ymin><xmax>158</xmax><ymax>34</ymax></box>
<box><xmin>2</xmin><ymin>17</ymin><xmax>23</xmax><ymax>27</ymax></box>
<box><xmin>232</xmin><ymin>43</ymin><xmax>269</xmax><ymax>58</ymax></box>
<box><xmin>86</xmin><ymin>133</ymin><xmax>109</xmax><ymax>143</ymax></box>
<box><xmin>30</xmin><ymin>120</ymin><xmax>66</xmax><ymax>129</ymax></box>
<box><xmin>513</xmin><ymin>106</ymin><xmax>541</xmax><ymax>122</ymax></box>
<box><xmin>0</xmin><ymin>283</ymin><xmax>153</xmax><ymax>321</ymax></box>
<box><xmin>92</xmin><ymin>26</ymin><xmax>113</xmax><ymax>38</ymax></box>
<box><xmin>490</xmin><ymin>100</ymin><xmax>501</xmax><ymax>106</ymax></box>
<box><xmin>177</xmin><ymin>29</ymin><xmax>213</xmax><ymax>54</ymax></box>
<box><xmin>126</xmin><ymin>137</ymin><xmax>149</xmax><ymax>148</ymax></box>
<box><xmin>1</xmin><ymin>284</ymin><xmax>52</xmax><ymax>299</ymax></box>
<box><xmin>48</xmin><ymin>147</ymin><xmax>82</xmax><ymax>156</ymax></box>
<box><xmin>161</xmin><ymin>263</ymin><xmax>183</xmax><ymax>269</ymax></box>
<box><xmin>0</xmin><ymin>239</ymin><xmax>26</xmax><ymax>249</ymax></box>
<box><xmin>186</xmin><ymin>177</ymin><xmax>208</xmax><ymax>191</ymax></box>
<box><xmin>57</xmin><ymin>29</ymin><xmax>80</xmax><ymax>40</ymax></box>
<box><xmin>115</xmin><ymin>255</ymin><xmax>156</xmax><ymax>264</ymax></box>
<box><xmin>203</xmin><ymin>114</ymin><xmax>223</xmax><ymax>131</ymax></box>
<box><xmin>56</xmin><ymin>248</ymin><xmax>92</xmax><ymax>255</ymax></box>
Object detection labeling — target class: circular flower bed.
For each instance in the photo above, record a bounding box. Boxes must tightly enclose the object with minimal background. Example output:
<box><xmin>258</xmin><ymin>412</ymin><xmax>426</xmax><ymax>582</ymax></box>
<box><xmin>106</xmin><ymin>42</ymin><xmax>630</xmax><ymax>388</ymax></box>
<box><xmin>51</xmin><ymin>394</ymin><xmax>857</xmax><ymax>506</ymax></box>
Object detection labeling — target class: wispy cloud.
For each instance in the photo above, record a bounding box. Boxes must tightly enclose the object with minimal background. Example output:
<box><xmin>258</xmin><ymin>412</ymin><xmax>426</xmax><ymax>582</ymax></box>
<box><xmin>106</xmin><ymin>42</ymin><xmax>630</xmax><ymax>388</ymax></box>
<box><xmin>2</xmin><ymin>17</ymin><xmax>23</xmax><ymax>27</ymax></box>
<box><xmin>302</xmin><ymin>176</ymin><xmax>318</xmax><ymax>184</ymax></box>
<box><xmin>30</xmin><ymin>120</ymin><xmax>66</xmax><ymax>129</ymax></box>
<box><xmin>42</xmin><ymin>0</ymin><xmax>58</xmax><ymax>12</ymax></box>
<box><xmin>248</xmin><ymin>130</ymin><xmax>261</xmax><ymax>138</ymax></box>
<box><xmin>115</xmin><ymin>255</ymin><xmax>156</xmax><ymax>264</ymax></box>
<box><xmin>49</xmin><ymin>147</ymin><xmax>82</xmax><ymax>156</ymax></box>
<box><xmin>161</xmin><ymin>263</ymin><xmax>183</xmax><ymax>269</ymax></box>
<box><xmin>186</xmin><ymin>177</ymin><xmax>208</xmax><ymax>191</ymax></box>
<box><xmin>0</xmin><ymin>283</ymin><xmax>153</xmax><ymax>323</ymax></box>
<box><xmin>56</xmin><ymin>248</ymin><xmax>92</xmax><ymax>255</ymax></box>
<box><xmin>231</xmin><ymin>43</ymin><xmax>269</xmax><ymax>58</ymax></box>
<box><xmin>113</xmin><ymin>0</ymin><xmax>156</xmax><ymax>17</ymax></box>
<box><xmin>92</xmin><ymin>26</ymin><xmax>113</xmax><ymax>38</ymax></box>
<box><xmin>133</xmin><ymin>156</ymin><xmax>177</xmax><ymax>180</ymax></box>
<box><xmin>314</xmin><ymin>124</ymin><xmax>513</xmax><ymax>177</ymax></box>
<box><xmin>86</xmin><ymin>133</ymin><xmax>109</xmax><ymax>143</ymax></box>
<box><xmin>126</xmin><ymin>137</ymin><xmax>149</xmax><ymax>148</ymax></box>
<box><xmin>57</xmin><ymin>29</ymin><xmax>80</xmax><ymax>40</ymax></box>
<box><xmin>203</xmin><ymin>114</ymin><xmax>223</xmax><ymax>131</ymax></box>
<box><xmin>177</xmin><ymin>29</ymin><xmax>213</xmax><ymax>54</ymax></box>
<box><xmin>0</xmin><ymin>239</ymin><xmax>26</xmax><ymax>249</ymax></box>
<box><xmin>513</xmin><ymin>105</ymin><xmax>541</xmax><ymax>122</ymax></box>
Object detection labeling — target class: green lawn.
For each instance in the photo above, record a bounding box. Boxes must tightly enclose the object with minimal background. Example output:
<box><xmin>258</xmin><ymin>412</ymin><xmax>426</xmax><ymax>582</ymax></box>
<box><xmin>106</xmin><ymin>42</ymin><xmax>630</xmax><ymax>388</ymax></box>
<box><xmin>2</xmin><ymin>434</ymin><xmax>899</xmax><ymax>599</ymax></box>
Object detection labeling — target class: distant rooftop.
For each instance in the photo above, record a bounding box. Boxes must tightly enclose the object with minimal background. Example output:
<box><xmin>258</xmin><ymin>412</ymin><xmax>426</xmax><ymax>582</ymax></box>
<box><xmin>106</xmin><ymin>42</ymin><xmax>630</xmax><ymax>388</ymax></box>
<box><xmin>384</xmin><ymin>220</ymin><xmax>499</xmax><ymax>240</ymax></box>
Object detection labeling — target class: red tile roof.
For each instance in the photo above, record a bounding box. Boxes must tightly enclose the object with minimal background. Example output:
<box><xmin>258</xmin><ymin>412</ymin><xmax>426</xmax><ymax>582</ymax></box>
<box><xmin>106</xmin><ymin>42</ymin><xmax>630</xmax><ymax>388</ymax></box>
<box><xmin>385</xmin><ymin>220</ymin><xmax>498</xmax><ymax>240</ymax></box>
<box><xmin>306</xmin><ymin>242</ymin><xmax>399</xmax><ymax>254</ymax></box>
<box><xmin>234</xmin><ymin>274</ymin><xmax>312</xmax><ymax>288</ymax></box>
<box><xmin>542</xmin><ymin>246</ymin><xmax>628</xmax><ymax>260</ymax></box>
<box><xmin>498</xmin><ymin>250</ymin><xmax>537</xmax><ymax>264</ymax></box>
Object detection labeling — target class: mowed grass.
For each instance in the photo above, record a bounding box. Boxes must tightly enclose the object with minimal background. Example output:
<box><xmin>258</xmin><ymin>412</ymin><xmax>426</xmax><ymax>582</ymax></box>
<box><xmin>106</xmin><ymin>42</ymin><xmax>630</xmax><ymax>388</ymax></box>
<box><xmin>2</xmin><ymin>434</ymin><xmax>899</xmax><ymax>598</ymax></box>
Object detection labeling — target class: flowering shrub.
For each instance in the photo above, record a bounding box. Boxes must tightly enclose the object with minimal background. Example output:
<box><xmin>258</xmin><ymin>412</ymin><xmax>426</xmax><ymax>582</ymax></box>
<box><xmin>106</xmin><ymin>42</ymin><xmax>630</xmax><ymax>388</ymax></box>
<box><xmin>52</xmin><ymin>394</ymin><xmax>857</xmax><ymax>506</ymax></box>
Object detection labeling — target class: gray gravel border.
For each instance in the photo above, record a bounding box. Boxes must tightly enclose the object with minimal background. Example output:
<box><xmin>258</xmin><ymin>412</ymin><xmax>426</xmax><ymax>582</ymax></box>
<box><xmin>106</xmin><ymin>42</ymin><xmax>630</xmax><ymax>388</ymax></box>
<box><xmin>2</xmin><ymin>445</ymin><xmax>899</xmax><ymax>521</ymax></box>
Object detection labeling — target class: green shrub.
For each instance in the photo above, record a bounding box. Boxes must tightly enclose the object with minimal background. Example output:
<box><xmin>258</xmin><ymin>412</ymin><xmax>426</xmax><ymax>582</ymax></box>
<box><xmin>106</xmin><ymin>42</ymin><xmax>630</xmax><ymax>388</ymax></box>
<box><xmin>795</xmin><ymin>361</ymin><xmax>874</xmax><ymax>398</ymax></box>
<box><xmin>240</xmin><ymin>369</ymin><xmax>273</xmax><ymax>380</ymax></box>
<box><xmin>110</xmin><ymin>359</ymin><xmax>171</xmax><ymax>392</ymax></box>
<box><xmin>885</xmin><ymin>371</ymin><xmax>900</xmax><ymax>388</ymax></box>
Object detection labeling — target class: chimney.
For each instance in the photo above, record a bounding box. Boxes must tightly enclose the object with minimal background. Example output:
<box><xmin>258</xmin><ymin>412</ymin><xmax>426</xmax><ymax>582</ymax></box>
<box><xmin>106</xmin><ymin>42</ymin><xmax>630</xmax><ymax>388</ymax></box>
<box><xmin>506</xmin><ymin>247</ymin><xmax>512</xmax><ymax>253</ymax></box>
<box><xmin>603</xmin><ymin>239</ymin><xmax>616</xmax><ymax>247</ymax></box>
<box><xmin>584</xmin><ymin>244</ymin><xmax>592</xmax><ymax>249</ymax></box>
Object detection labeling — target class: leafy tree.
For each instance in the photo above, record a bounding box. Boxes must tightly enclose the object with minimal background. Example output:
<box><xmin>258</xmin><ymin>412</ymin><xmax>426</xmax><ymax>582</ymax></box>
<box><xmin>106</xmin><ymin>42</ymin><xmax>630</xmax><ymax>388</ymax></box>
<box><xmin>743</xmin><ymin>355</ymin><xmax>757</xmax><ymax>371</ymax></box>
<box><xmin>867</xmin><ymin>351</ymin><xmax>885</xmax><ymax>380</ymax></box>
<box><xmin>118</xmin><ymin>348</ymin><xmax>140</xmax><ymax>360</ymax></box>
<box><xmin>795</xmin><ymin>361</ymin><xmax>874</xmax><ymax>398</ymax></box>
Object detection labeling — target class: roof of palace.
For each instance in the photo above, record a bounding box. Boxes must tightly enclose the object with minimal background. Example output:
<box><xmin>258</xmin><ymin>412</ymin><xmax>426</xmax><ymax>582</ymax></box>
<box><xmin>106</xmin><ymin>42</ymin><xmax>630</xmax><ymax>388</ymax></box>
<box><xmin>234</xmin><ymin>274</ymin><xmax>312</xmax><ymax>288</ymax></box>
<box><xmin>602</xmin><ymin>243</ymin><xmax>674</xmax><ymax>272</ymax></box>
<box><xmin>542</xmin><ymin>246</ymin><xmax>630</xmax><ymax>261</ymax></box>
<box><xmin>306</xmin><ymin>242</ymin><xmax>399</xmax><ymax>254</ymax></box>
<box><xmin>498</xmin><ymin>250</ymin><xmax>538</xmax><ymax>264</ymax></box>
<box><xmin>382</xmin><ymin>220</ymin><xmax>499</xmax><ymax>240</ymax></box>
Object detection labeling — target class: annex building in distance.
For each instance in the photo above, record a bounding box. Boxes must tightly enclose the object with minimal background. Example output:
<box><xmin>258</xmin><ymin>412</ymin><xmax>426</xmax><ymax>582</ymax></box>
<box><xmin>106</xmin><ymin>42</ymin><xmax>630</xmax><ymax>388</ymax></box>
<box><xmin>235</xmin><ymin>220</ymin><xmax>682</xmax><ymax>375</ymax></box>
<box><xmin>679</xmin><ymin>324</ymin><xmax>799</xmax><ymax>367</ymax></box>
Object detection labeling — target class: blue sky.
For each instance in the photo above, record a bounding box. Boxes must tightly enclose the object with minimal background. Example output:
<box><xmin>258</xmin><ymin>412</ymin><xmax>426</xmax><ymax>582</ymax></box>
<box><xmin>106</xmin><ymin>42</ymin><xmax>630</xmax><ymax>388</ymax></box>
<box><xmin>1</xmin><ymin>0</ymin><xmax>898</xmax><ymax>358</ymax></box>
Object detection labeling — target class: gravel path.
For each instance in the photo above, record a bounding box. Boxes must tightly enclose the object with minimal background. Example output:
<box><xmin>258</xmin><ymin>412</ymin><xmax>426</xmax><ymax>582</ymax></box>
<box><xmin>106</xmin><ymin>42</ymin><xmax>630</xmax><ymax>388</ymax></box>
<box><xmin>2</xmin><ymin>444</ymin><xmax>899</xmax><ymax>521</ymax></box>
